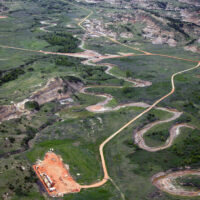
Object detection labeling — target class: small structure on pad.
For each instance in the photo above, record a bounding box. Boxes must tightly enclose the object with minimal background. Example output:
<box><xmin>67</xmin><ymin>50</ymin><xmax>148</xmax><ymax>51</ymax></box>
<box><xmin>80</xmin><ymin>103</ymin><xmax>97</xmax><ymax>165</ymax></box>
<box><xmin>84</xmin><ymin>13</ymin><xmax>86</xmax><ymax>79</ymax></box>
<box><xmin>33</xmin><ymin>152</ymin><xmax>81</xmax><ymax>197</ymax></box>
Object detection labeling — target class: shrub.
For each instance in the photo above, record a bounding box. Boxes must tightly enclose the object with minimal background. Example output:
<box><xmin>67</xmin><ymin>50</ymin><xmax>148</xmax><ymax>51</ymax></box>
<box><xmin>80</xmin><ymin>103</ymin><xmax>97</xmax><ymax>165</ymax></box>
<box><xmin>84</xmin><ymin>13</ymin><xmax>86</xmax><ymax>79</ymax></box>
<box><xmin>25</xmin><ymin>101</ymin><xmax>40</xmax><ymax>111</ymax></box>
<box><xmin>8</xmin><ymin>136</ymin><xmax>15</xmax><ymax>143</ymax></box>
<box><xmin>43</xmin><ymin>32</ymin><xmax>80</xmax><ymax>53</ymax></box>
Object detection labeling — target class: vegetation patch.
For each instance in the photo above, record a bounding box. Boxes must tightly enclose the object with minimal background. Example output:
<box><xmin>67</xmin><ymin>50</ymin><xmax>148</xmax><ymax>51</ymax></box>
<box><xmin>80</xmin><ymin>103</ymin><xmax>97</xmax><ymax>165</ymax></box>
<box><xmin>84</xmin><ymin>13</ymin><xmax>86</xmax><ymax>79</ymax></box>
<box><xmin>0</xmin><ymin>68</ymin><xmax>25</xmax><ymax>86</ymax></box>
<box><xmin>43</xmin><ymin>32</ymin><xmax>80</xmax><ymax>53</ymax></box>
<box><xmin>175</xmin><ymin>175</ymin><xmax>200</xmax><ymax>191</ymax></box>
<box><xmin>25</xmin><ymin>101</ymin><xmax>40</xmax><ymax>111</ymax></box>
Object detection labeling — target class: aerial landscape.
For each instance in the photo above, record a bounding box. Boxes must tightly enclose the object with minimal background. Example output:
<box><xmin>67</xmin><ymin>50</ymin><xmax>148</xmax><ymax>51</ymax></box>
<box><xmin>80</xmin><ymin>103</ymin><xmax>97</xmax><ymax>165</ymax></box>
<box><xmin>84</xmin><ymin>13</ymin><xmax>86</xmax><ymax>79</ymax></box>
<box><xmin>0</xmin><ymin>0</ymin><xmax>200</xmax><ymax>199</ymax></box>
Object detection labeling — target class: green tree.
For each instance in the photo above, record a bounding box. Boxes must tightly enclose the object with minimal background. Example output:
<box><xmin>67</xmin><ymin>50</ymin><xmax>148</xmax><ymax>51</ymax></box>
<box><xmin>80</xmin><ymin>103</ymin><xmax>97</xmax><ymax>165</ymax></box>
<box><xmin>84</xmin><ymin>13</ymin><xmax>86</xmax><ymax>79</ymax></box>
<box><xmin>25</xmin><ymin>101</ymin><xmax>40</xmax><ymax>111</ymax></box>
<box><xmin>126</xmin><ymin>70</ymin><xmax>133</xmax><ymax>78</ymax></box>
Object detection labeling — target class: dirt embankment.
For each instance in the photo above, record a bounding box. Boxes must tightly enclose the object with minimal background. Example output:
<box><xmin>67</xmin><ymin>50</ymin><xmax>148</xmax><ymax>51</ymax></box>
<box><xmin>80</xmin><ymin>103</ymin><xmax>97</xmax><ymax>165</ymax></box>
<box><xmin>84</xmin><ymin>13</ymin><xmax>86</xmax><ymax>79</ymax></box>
<box><xmin>0</xmin><ymin>103</ymin><xmax>29</xmax><ymax>123</ymax></box>
<box><xmin>30</xmin><ymin>77</ymin><xmax>82</xmax><ymax>105</ymax></box>
<box><xmin>0</xmin><ymin>16</ymin><xmax>7</xmax><ymax>19</ymax></box>
<box><xmin>0</xmin><ymin>78</ymin><xmax>83</xmax><ymax>123</ymax></box>
<box><xmin>152</xmin><ymin>170</ymin><xmax>200</xmax><ymax>196</ymax></box>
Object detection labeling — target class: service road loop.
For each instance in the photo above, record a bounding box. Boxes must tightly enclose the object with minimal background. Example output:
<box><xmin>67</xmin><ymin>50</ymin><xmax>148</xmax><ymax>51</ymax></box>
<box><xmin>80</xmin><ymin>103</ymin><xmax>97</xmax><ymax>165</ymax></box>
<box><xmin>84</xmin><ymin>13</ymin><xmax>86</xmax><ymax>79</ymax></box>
<box><xmin>152</xmin><ymin>170</ymin><xmax>200</xmax><ymax>197</ymax></box>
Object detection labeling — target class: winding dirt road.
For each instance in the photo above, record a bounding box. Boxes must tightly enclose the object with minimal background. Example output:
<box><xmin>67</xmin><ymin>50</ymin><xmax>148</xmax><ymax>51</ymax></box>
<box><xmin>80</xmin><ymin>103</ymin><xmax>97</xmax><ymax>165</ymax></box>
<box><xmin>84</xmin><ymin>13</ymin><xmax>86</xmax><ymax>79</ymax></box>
<box><xmin>79</xmin><ymin>62</ymin><xmax>200</xmax><ymax>191</ymax></box>
<box><xmin>134</xmin><ymin>108</ymin><xmax>194</xmax><ymax>152</ymax></box>
<box><xmin>68</xmin><ymin>1</ymin><xmax>200</xmax><ymax>195</ymax></box>
<box><xmin>80</xmin><ymin>61</ymin><xmax>152</xmax><ymax>113</ymax></box>
<box><xmin>0</xmin><ymin>0</ymin><xmax>200</xmax><ymax>197</ymax></box>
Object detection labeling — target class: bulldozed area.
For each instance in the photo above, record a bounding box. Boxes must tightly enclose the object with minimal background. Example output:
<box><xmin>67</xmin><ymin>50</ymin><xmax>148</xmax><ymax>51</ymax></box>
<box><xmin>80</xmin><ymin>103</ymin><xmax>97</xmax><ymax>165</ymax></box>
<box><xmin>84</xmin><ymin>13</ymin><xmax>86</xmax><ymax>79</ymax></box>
<box><xmin>0</xmin><ymin>77</ymin><xmax>83</xmax><ymax>123</ymax></box>
<box><xmin>152</xmin><ymin>170</ymin><xmax>200</xmax><ymax>196</ymax></box>
<box><xmin>33</xmin><ymin>152</ymin><xmax>81</xmax><ymax>197</ymax></box>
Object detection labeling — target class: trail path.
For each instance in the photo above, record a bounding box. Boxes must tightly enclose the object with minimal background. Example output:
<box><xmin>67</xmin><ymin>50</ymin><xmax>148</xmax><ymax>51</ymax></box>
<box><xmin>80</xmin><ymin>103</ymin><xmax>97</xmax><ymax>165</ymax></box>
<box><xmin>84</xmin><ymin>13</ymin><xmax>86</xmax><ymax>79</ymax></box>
<box><xmin>39</xmin><ymin>20</ymin><xmax>57</xmax><ymax>32</ymax></box>
<box><xmin>0</xmin><ymin>0</ymin><xmax>200</xmax><ymax>197</ymax></box>
<box><xmin>79</xmin><ymin>62</ymin><xmax>200</xmax><ymax>191</ymax></box>
<box><xmin>134</xmin><ymin>108</ymin><xmax>194</xmax><ymax>152</ymax></box>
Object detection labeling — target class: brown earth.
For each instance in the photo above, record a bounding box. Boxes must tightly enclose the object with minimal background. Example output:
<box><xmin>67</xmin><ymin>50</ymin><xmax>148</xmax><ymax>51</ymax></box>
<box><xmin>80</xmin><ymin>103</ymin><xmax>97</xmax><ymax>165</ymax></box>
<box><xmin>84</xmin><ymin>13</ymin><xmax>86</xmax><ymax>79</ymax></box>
<box><xmin>33</xmin><ymin>152</ymin><xmax>81</xmax><ymax>197</ymax></box>
<box><xmin>0</xmin><ymin>78</ymin><xmax>83</xmax><ymax>123</ymax></box>
<box><xmin>30</xmin><ymin>77</ymin><xmax>82</xmax><ymax>105</ymax></box>
<box><xmin>152</xmin><ymin>170</ymin><xmax>200</xmax><ymax>196</ymax></box>
<box><xmin>0</xmin><ymin>16</ymin><xmax>7</xmax><ymax>19</ymax></box>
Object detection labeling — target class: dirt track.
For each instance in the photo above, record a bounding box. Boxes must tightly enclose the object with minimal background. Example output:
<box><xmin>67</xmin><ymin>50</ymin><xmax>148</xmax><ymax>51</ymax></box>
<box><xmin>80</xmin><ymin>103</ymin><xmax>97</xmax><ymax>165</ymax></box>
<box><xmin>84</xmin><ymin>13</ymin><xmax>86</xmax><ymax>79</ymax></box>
<box><xmin>134</xmin><ymin>108</ymin><xmax>194</xmax><ymax>152</ymax></box>
<box><xmin>82</xmin><ymin>62</ymin><xmax>200</xmax><ymax>190</ymax></box>
<box><xmin>79</xmin><ymin>55</ymin><xmax>200</xmax><ymax>192</ymax></box>
<box><xmin>80</xmin><ymin>60</ymin><xmax>151</xmax><ymax>113</ymax></box>
<box><xmin>39</xmin><ymin>20</ymin><xmax>57</xmax><ymax>32</ymax></box>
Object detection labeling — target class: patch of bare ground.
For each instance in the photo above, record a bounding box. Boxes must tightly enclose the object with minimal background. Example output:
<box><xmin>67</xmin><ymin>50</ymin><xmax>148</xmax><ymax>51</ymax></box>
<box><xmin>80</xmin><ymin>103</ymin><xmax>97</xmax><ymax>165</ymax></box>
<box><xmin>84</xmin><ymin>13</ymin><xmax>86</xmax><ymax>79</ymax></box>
<box><xmin>141</xmin><ymin>17</ymin><xmax>177</xmax><ymax>47</ymax></box>
<box><xmin>196</xmin><ymin>74</ymin><xmax>200</xmax><ymax>78</ymax></box>
<box><xmin>0</xmin><ymin>100</ymin><xmax>30</xmax><ymax>123</ymax></box>
<box><xmin>152</xmin><ymin>170</ymin><xmax>200</xmax><ymax>196</ymax></box>
<box><xmin>33</xmin><ymin>152</ymin><xmax>81</xmax><ymax>197</ymax></box>
<box><xmin>184</xmin><ymin>46</ymin><xmax>200</xmax><ymax>53</ymax></box>
<box><xmin>0</xmin><ymin>78</ymin><xmax>83</xmax><ymax>123</ymax></box>
<box><xmin>0</xmin><ymin>16</ymin><xmax>7</xmax><ymax>19</ymax></box>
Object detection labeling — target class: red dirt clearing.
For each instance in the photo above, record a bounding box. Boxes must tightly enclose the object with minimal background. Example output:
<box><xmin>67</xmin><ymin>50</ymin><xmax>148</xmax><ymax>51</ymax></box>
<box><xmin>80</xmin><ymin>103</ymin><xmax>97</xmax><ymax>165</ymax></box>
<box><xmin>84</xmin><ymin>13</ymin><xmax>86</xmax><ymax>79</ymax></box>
<box><xmin>33</xmin><ymin>152</ymin><xmax>81</xmax><ymax>197</ymax></box>
<box><xmin>0</xmin><ymin>16</ymin><xmax>7</xmax><ymax>19</ymax></box>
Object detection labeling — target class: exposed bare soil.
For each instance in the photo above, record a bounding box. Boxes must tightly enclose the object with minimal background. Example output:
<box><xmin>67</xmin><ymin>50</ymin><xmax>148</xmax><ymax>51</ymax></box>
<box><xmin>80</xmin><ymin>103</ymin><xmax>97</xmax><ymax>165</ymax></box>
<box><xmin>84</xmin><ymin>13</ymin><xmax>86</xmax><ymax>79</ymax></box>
<box><xmin>33</xmin><ymin>152</ymin><xmax>81</xmax><ymax>197</ymax></box>
<box><xmin>0</xmin><ymin>78</ymin><xmax>83</xmax><ymax>123</ymax></box>
<box><xmin>0</xmin><ymin>16</ymin><xmax>7</xmax><ymax>19</ymax></box>
<box><xmin>152</xmin><ymin>170</ymin><xmax>200</xmax><ymax>196</ymax></box>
